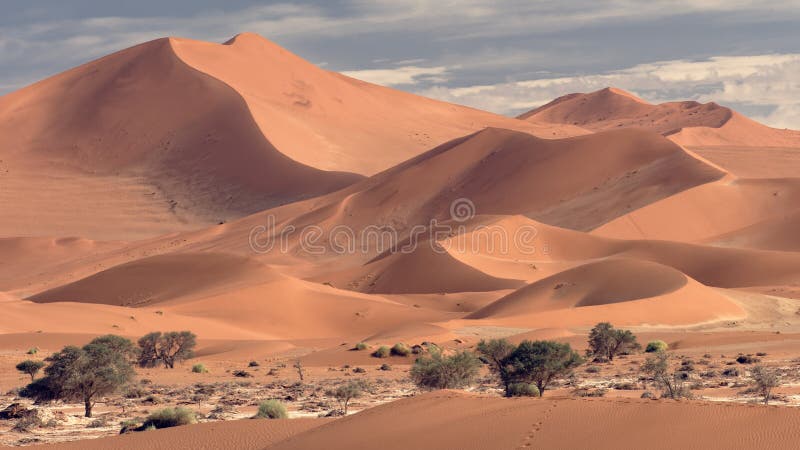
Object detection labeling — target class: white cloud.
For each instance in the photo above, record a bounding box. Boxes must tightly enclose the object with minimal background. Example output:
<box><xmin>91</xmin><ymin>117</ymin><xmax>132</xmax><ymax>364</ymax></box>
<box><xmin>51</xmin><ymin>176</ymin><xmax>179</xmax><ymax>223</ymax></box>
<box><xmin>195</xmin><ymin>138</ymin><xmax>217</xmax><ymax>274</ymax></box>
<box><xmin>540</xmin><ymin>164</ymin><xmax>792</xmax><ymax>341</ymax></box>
<box><xmin>341</xmin><ymin>65</ymin><xmax>449</xmax><ymax>86</ymax></box>
<box><xmin>418</xmin><ymin>53</ymin><xmax>800</xmax><ymax>129</ymax></box>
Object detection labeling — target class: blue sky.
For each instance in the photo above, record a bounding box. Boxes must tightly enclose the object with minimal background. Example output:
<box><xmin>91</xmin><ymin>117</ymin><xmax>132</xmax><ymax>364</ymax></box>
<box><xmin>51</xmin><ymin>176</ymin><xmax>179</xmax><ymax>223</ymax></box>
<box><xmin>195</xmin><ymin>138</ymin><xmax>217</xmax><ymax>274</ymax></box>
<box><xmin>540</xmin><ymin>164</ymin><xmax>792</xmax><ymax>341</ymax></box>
<box><xmin>1</xmin><ymin>1</ymin><xmax>799</xmax><ymax>127</ymax></box>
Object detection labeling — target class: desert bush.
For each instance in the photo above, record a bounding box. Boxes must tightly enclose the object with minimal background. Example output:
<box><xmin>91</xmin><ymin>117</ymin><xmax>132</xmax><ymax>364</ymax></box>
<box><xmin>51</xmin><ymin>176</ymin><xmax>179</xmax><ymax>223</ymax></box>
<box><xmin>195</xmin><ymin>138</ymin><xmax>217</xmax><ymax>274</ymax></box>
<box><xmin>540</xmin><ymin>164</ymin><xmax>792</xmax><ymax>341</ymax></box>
<box><xmin>379</xmin><ymin>364</ymin><xmax>392</xmax><ymax>371</ymax></box>
<box><xmin>254</xmin><ymin>400</ymin><xmax>288</xmax><ymax>419</ymax></box>
<box><xmin>613</xmin><ymin>382</ymin><xmax>637</xmax><ymax>390</ymax></box>
<box><xmin>123</xmin><ymin>385</ymin><xmax>147</xmax><ymax>399</ymax></box>
<box><xmin>232</xmin><ymin>370</ymin><xmax>251</xmax><ymax>378</ymax></box>
<box><xmin>191</xmin><ymin>363</ymin><xmax>208</xmax><ymax>374</ymax></box>
<box><xmin>87</xmin><ymin>417</ymin><xmax>109</xmax><ymax>428</ymax></box>
<box><xmin>507</xmin><ymin>382</ymin><xmax>540</xmax><ymax>397</ymax></box>
<box><xmin>645</xmin><ymin>341</ymin><xmax>668</xmax><ymax>353</ymax></box>
<box><xmin>248</xmin><ymin>361</ymin><xmax>260</xmax><ymax>367</ymax></box>
<box><xmin>572</xmin><ymin>388</ymin><xmax>606</xmax><ymax>397</ymax></box>
<box><xmin>119</xmin><ymin>419</ymin><xmax>140</xmax><ymax>434</ymax></box>
<box><xmin>587</xmin><ymin>322</ymin><xmax>640</xmax><ymax>361</ymax></box>
<box><xmin>13</xmin><ymin>414</ymin><xmax>42</xmax><ymax>432</ymax></box>
<box><xmin>641</xmin><ymin>351</ymin><xmax>691</xmax><ymax>399</ymax></box>
<box><xmin>585</xmin><ymin>365</ymin><xmax>601</xmax><ymax>374</ymax></box>
<box><xmin>142</xmin><ymin>407</ymin><xmax>197</xmax><ymax>429</ymax></box>
<box><xmin>410</xmin><ymin>350</ymin><xmax>480</xmax><ymax>390</ymax></box>
<box><xmin>352</xmin><ymin>367</ymin><xmax>366</xmax><ymax>373</ymax></box>
<box><xmin>756</xmin><ymin>352</ymin><xmax>767</xmax><ymax>357</ymax></box>
<box><xmin>137</xmin><ymin>331</ymin><xmax>197</xmax><ymax>368</ymax></box>
<box><xmin>372</xmin><ymin>346</ymin><xmax>391</xmax><ymax>358</ymax></box>
<box><xmin>15</xmin><ymin>360</ymin><xmax>45</xmax><ymax>381</ymax></box>
<box><xmin>142</xmin><ymin>394</ymin><xmax>161</xmax><ymax>404</ymax></box>
<box><xmin>391</xmin><ymin>343</ymin><xmax>411</xmax><ymax>356</ymax></box>
<box><xmin>750</xmin><ymin>365</ymin><xmax>779</xmax><ymax>405</ymax></box>
<box><xmin>19</xmin><ymin>335</ymin><xmax>135</xmax><ymax>417</ymax></box>
<box><xmin>736</xmin><ymin>354</ymin><xmax>760</xmax><ymax>364</ymax></box>
<box><xmin>27</xmin><ymin>347</ymin><xmax>39</xmax><ymax>355</ymax></box>
<box><xmin>722</xmin><ymin>367</ymin><xmax>739</xmax><ymax>377</ymax></box>
<box><xmin>499</xmin><ymin>340</ymin><xmax>583</xmax><ymax>396</ymax></box>
<box><xmin>353</xmin><ymin>342</ymin><xmax>368</xmax><ymax>351</ymax></box>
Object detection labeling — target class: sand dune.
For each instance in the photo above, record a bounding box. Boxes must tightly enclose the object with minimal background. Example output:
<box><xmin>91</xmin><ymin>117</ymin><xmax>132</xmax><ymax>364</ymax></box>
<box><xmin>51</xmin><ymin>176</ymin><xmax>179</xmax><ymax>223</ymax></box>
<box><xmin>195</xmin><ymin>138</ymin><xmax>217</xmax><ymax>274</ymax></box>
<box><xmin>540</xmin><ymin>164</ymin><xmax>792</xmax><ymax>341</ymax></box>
<box><xmin>708</xmin><ymin>209</ymin><xmax>800</xmax><ymax>251</ymax></box>
<box><xmin>464</xmin><ymin>258</ymin><xmax>743</xmax><ymax>327</ymax></box>
<box><xmin>269</xmin><ymin>392</ymin><xmax>800</xmax><ymax>450</ymax></box>
<box><xmin>171</xmin><ymin>33</ymin><xmax>585</xmax><ymax>176</ymax></box>
<box><xmin>27</xmin><ymin>253</ymin><xmax>281</xmax><ymax>306</ymax></box>
<box><xmin>0</xmin><ymin>38</ymin><xmax>362</xmax><ymax>239</ymax></box>
<box><xmin>319</xmin><ymin>243</ymin><xmax>525</xmax><ymax>294</ymax></box>
<box><xmin>0</xmin><ymin>33</ymin><xmax>586</xmax><ymax>240</ymax></box>
<box><xmin>520</xmin><ymin>87</ymin><xmax>800</xmax><ymax>148</ymax></box>
<box><xmin>27</xmin><ymin>392</ymin><xmax>800</xmax><ymax>450</ymax></box>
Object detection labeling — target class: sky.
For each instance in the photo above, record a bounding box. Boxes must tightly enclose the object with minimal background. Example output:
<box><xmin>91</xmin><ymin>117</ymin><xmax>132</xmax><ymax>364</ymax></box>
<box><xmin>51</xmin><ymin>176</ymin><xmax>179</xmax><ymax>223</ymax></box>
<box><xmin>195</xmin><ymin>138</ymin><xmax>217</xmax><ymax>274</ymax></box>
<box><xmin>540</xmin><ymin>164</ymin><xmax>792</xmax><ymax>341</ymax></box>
<box><xmin>1</xmin><ymin>0</ymin><xmax>799</xmax><ymax>128</ymax></box>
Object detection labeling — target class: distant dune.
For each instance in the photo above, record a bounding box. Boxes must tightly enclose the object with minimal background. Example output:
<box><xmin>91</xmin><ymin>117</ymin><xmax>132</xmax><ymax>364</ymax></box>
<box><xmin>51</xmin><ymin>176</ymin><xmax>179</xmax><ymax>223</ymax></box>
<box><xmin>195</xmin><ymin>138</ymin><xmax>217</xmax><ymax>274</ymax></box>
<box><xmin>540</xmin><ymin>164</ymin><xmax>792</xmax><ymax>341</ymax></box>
<box><xmin>519</xmin><ymin>87</ymin><xmax>800</xmax><ymax>147</ymax></box>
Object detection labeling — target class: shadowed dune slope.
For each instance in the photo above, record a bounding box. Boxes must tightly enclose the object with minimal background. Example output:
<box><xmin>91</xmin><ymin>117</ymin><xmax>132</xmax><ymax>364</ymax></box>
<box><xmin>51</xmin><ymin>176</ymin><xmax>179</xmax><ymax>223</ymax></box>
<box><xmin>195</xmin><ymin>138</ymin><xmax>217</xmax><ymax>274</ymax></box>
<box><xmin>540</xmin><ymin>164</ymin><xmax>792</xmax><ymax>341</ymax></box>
<box><xmin>319</xmin><ymin>243</ymin><xmax>526</xmax><ymax>294</ymax></box>
<box><xmin>519</xmin><ymin>87</ymin><xmax>800</xmax><ymax>147</ymax></box>
<box><xmin>294</xmin><ymin>127</ymin><xmax>725</xmax><ymax>235</ymax></box>
<box><xmin>708</xmin><ymin>209</ymin><xmax>800</xmax><ymax>251</ymax></box>
<box><xmin>594</xmin><ymin>178</ymin><xmax>800</xmax><ymax>242</ymax></box>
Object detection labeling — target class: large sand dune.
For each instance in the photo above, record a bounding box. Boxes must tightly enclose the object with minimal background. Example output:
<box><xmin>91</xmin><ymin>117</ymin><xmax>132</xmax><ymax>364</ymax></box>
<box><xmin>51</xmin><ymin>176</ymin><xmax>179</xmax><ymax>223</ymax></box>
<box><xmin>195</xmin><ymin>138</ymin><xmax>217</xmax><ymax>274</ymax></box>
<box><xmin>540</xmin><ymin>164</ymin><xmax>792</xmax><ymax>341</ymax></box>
<box><xmin>0</xmin><ymin>33</ymin><xmax>585</xmax><ymax>240</ymax></box>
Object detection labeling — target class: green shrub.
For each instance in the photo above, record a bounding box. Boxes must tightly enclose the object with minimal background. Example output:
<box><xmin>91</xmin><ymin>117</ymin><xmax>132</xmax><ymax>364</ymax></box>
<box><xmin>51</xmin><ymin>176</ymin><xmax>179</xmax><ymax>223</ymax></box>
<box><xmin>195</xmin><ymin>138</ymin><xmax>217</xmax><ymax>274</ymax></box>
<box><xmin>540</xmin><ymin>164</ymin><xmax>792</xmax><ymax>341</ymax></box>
<box><xmin>248</xmin><ymin>360</ymin><xmax>260</xmax><ymax>367</ymax></box>
<box><xmin>142</xmin><ymin>407</ymin><xmax>197</xmax><ymax>429</ymax></box>
<box><xmin>507</xmin><ymin>383</ymin><xmax>540</xmax><ymax>397</ymax></box>
<box><xmin>353</xmin><ymin>342</ymin><xmax>368</xmax><ymax>351</ymax></box>
<box><xmin>410</xmin><ymin>350</ymin><xmax>480</xmax><ymax>390</ymax></box>
<box><xmin>585</xmin><ymin>365</ymin><xmax>600</xmax><ymax>374</ymax></box>
<box><xmin>371</xmin><ymin>346</ymin><xmax>390</xmax><ymax>358</ymax></box>
<box><xmin>645</xmin><ymin>340</ymin><xmax>668</xmax><ymax>353</ymax></box>
<box><xmin>191</xmin><ymin>363</ymin><xmax>208</xmax><ymax>373</ymax></box>
<box><xmin>254</xmin><ymin>400</ymin><xmax>287</xmax><ymax>419</ymax></box>
<box><xmin>27</xmin><ymin>347</ymin><xmax>39</xmax><ymax>355</ymax></box>
<box><xmin>390</xmin><ymin>343</ymin><xmax>411</xmax><ymax>357</ymax></box>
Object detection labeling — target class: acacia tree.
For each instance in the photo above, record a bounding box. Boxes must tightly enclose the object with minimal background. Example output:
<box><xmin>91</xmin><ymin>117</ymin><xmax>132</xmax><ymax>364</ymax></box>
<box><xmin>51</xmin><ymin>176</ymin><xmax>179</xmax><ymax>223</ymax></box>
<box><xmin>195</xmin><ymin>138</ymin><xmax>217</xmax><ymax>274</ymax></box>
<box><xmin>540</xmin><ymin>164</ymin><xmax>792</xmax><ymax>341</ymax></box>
<box><xmin>476</xmin><ymin>338</ymin><xmax>516</xmax><ymax>396</ymax></box>
<box><xmin>750</xmin><ymin>365</ymin><xmax>779</xmax><ymax>405</ymax></box>
<box><xmin>410</xmin><ymin>349</ymin><xmax>481</xmax><ymax>390</ymax></box>
<box><xmin>587</xmin><ymin>322</ymin><xmax>641</xmax><ymax>361</ymax></box>
<box><xmin>138</xmin><ymin>331</ymin><xmax>197</xmax><ymax>368</ymax></box>
<box><xmin>500</xmin><ymin>340</ymin><xmax>583</xmax><ymax>396</ymax></box>
<box><xmin>16</xmin><ymin>360</ymin><xmax>45</xmax><ymax>381</ymax></box>
<box><xmin>327</xmin><ymin>380</ymin><xmax>368</xmax><ymax>415</ymax></box>
<box><xmin>20</xmin><ymin>336</ymin><xmax>135</xmax><ymax>417</ymax></box>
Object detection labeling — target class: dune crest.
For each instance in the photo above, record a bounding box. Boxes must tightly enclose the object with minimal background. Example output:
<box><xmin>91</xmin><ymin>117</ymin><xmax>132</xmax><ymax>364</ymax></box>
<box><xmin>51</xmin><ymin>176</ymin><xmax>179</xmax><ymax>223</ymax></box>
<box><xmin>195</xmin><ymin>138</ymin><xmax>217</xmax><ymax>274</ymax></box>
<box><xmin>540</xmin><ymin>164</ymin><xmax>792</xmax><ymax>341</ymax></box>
<box><xmin>519</xmin><ymin>87</ymin><xmax>800</xmax><ymax>147</ymax></box>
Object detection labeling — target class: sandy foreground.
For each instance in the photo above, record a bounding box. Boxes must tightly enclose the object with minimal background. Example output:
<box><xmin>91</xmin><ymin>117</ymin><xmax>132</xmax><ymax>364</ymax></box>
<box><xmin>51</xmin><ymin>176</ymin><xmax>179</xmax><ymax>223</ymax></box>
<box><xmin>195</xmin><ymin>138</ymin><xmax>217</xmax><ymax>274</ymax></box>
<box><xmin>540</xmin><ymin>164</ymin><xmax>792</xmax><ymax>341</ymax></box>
<box><xmin>8</xmin><ymin>391</ymin><xmax>800</xmax><ymax>450</ymax></box>
<box><xmin>2</xmin><ymin>31</ymin><xmax>800</xmax><ymax>449</ymax></box>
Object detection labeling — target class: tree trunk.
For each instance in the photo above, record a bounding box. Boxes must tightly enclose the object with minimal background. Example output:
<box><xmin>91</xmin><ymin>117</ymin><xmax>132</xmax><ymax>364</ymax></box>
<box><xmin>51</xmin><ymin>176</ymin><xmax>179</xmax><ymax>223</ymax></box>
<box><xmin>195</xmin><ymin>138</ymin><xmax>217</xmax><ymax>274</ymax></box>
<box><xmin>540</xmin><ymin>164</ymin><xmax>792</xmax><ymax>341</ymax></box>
<box><xmin>84</xmin><ymin>398</ymin><xmax>93</xmax><ymax>418</ymax></box>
